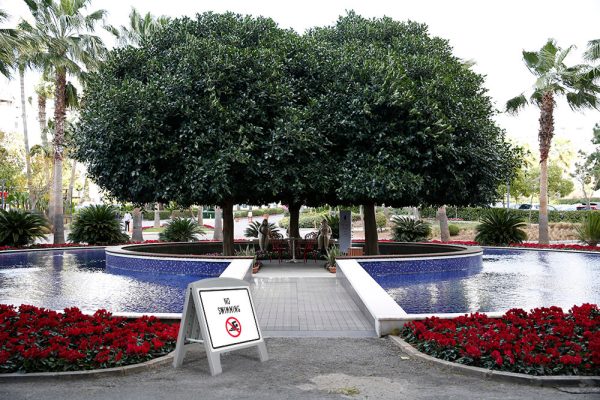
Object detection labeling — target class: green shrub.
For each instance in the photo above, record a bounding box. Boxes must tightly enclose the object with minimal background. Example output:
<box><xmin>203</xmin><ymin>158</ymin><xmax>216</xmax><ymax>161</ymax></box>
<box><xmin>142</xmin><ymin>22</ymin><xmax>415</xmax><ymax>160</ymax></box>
<box><xmin>159</xmin><ymin>218</ymin><xmax>206</xmax><ymax>242</ymax></box>
<box><xmin>68</xmin><ymin>205</ymin><xmax>129</xmax><ymax>245</ymax></box>
<box><xmin>474</xmin><ymin>209</ymin><xmax>527</xmax><ymax>245</ymax></box>
<box><xmin>244</xmin><ymin>221</ymin><xmax>278</xmax><ymax>238</ymax></box>
<box><xmin>234</xmin><ymin>207</ymin><xmax>285</xmax><ymax>218</ymax></box>
<box><xmin>577</xmin><ymin>212</ymin><xmax>600</xmax><ymax>246</ymax></box>
<box><xmin>376</xmin><ymin>212</ymin><xmax>387</xmax><ymax>230</ymax></box>
<box><xmin>142</xmin><ymin>210</ymin><xmax>197</xmax><ymax>220</ymax></box>
<box><xmin>391</xmin><ymin>216</ymin><xmax>431</xmax><ymax>242</ymax></box>
<box><xmin>0</xmin><ymin>209</ymin><xmax>50</xmax><ymax>246</ymax></box>
<box><xmin>279</xmin><ymin>213</ymin><xmax>327</xmax><ymax>230</ymax></box>
<box><xmin>448</xmin><ymin>224</ymin><xmax>460</xmax><ymax>236</ymax></box>
<box><xmin>421</xmin><ymin>206</ymin><xmax>591</xmax><ymax>224</ymax></box>
<box><xmin>325</xmin><ymin>214</ymin><xmax>340</xmax><ymax>239</ymax></box>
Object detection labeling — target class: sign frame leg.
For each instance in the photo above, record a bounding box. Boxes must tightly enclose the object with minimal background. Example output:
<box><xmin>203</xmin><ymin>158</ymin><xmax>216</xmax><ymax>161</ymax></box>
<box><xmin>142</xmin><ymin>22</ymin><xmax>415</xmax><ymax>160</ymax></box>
<box><xmin>173</xmin><ymin>288</ymin><xmax>196</xmax><ymax>368</ymax></box>
<box><xmin>257</xmin><ymin>341</ymin><xmax>268</xmax><ymax>362</ymax></box>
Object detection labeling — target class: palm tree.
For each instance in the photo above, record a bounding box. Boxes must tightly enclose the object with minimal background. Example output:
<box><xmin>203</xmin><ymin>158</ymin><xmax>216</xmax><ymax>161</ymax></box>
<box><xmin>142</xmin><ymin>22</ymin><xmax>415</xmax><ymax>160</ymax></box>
<box><xmin>506</xmin><ymin>39</ymin><xmax>600</xmax><ymax>244</ymax></box>
<box><xmin>108</xmin><ymin>8</ymin><xmax>170</xmax><ymax>47</ymax></box>
<box><xmin>19</xmin><ymin>0</ymin><xmax>107</xmax><ymax>244</ymax></box>
<box><xmin>0</xmin><ymin>9</ymin><xmax>15</xmax><ymax>78</ymax></box>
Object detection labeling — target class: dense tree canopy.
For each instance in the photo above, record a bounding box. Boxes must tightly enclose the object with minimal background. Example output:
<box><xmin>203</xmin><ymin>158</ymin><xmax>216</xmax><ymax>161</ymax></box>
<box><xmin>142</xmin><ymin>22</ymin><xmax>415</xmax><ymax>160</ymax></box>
<box><xmin>309</xmin><ymin>13</ymin><xmax>514</xmax><ymax>208</ymax></box>
<box><xmin>74</xmin><ymin>11</ymin><xmax>516</xmax><ymax>255</ymax></box>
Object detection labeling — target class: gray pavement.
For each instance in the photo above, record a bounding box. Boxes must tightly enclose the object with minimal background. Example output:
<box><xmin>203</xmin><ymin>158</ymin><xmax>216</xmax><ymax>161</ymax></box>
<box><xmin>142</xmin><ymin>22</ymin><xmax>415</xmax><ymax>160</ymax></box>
<box><xmin>252</xmin><ymin>263</ymin><xmax>374</xmax><ymax>337</ymax></box>
<box><xmin>0</xmin><ymin>338</ymin><xmax>596</xmax><ymax>400</ymax></box>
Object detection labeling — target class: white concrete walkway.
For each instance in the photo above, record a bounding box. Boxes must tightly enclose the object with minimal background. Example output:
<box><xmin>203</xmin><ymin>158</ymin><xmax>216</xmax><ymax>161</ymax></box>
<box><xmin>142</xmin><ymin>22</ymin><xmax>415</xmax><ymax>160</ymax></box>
<box><xmin>251</xmin><ymin>261</ymin><xmax>375</xmax><ymax>337</ymax></box>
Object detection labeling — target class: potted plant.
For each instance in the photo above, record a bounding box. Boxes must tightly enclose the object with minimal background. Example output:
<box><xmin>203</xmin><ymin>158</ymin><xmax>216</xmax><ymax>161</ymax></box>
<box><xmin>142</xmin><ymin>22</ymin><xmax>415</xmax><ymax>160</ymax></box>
<box><xmin>324</xmin><ymin>246</ymin><xmax>340</xmax><ymax>273</ymax></box>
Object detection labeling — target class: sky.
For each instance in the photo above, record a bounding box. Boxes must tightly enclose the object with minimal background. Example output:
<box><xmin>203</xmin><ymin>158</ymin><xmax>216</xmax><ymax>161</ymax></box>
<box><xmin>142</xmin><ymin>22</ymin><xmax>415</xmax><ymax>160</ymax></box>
<box><xmin>1</xmin><ymin>0</ymin><xmax>600</xmax><ymax>159</ymax></box>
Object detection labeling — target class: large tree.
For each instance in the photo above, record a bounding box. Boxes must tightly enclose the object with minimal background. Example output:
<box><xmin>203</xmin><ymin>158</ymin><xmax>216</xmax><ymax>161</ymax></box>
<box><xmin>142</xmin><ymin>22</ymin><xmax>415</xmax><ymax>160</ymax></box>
<box><xmin>19</xmin><ymin>0</ymin><xmax>107</xmax><ymax>244</ymax></box>
<box><xmin>308</xmin><ymin>13</ymin><xmax>515</xmax><ymax>254</ymax></box>
<box><xmin>74</xmin><ymin>13</ymin><xmax>295</xmax><ymax>255</ymax></box>
<box><xmin>506</xmin><ymin>39</ymin><xmax>600</xmax><ymax>244</ymax></box>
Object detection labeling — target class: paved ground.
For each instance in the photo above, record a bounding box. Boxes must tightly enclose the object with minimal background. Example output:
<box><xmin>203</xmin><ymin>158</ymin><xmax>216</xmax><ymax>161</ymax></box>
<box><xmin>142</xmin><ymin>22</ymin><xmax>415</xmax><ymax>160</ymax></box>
<box><xmin>252</xmin><ymin>262</ymin><xmax>374</xmax><ymax>337</ymax></box>
<box><xmin>1</xmin><ymin>338</ymin><xmax>596</xmax><ymax>400</ymax></box>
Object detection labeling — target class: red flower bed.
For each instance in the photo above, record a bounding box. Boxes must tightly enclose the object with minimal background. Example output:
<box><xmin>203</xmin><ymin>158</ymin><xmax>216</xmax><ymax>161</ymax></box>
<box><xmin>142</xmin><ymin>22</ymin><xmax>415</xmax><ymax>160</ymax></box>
<box><xmin>428</xmin><ymin>240</ymin><xmax>479</xmax><ymax>246</ymax></box>
<box><xmin>0</xmin><ymin>304</ymin><xmax>179</xmax><ymax>373</ymax></box>
<box><xmin>508</xmin><ymin>243</ymin><xmax>600</xmax><ymax>252</ymax></box>
<box><xmin>428</xmin><ymin>240</ymin><xmax>600</xmax><ymax>252</ymax></box>
<box><xmin>401</xmin><ymin>304</ymin><xmax>600</xmax><ymax>376</ymax></box>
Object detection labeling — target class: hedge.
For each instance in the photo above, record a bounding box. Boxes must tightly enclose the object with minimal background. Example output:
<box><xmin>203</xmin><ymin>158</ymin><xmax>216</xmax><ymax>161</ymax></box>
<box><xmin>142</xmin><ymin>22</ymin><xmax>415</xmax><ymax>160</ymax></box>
<box><xmin>279</xmin><ymin>212</ymin><xmax>384</xmax><ymax>230</ymax></box>
<box><xmin>234</xmin><ymin>207</ymin><xmax>285</xmax><ymax>218</ymax></box>
<box><xmin>420</xmin><ymin>207</ymin><xmax>590</xmax><ymax>223</ymax></box>
<box><xmin>279</xmin><ymin>213</ymin><xmax>326</xmax><ymax>230</ymax></box>
<box><xmin>141</xmin><ymin>210</ymin><xmax>197</xmax><ymax>220</ymax></box>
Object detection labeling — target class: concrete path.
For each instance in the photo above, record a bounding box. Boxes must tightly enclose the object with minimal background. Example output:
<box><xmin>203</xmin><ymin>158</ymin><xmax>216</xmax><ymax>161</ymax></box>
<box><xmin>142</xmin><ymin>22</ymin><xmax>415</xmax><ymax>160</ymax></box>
<box><xmin>1</xmin><ymin>338</ymin><xmax>596</xmax><ymax>400</ymax></box>
<box><xmin>252</xmin><ymin>261</ymin><xmax>375</xmax><ymax>337</ymax></box>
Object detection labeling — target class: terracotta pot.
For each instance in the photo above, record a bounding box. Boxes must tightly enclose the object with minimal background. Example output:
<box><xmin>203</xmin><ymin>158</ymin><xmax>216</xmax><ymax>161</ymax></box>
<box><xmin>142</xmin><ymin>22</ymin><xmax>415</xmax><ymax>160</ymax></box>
<box><xmin>328</xmin><ymin>266</ymin><xmax>336</xmax><ymax>273</ymax></box>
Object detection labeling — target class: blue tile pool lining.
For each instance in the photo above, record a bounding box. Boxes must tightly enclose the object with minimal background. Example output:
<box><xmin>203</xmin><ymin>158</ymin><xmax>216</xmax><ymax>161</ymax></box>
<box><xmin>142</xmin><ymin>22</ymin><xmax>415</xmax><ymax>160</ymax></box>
<box><xmin>358</xmin><ymin>252</ymin><xmax>483</xmax><ymax>275</ymax></box>
<box><xmin>105</xmin><ymin>252</ymin><xmax>229</xmax><ymax>275</ymax></box>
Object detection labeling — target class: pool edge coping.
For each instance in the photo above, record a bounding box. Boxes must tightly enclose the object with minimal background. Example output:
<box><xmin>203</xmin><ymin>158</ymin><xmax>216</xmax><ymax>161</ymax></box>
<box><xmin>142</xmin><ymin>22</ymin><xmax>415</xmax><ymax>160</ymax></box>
<box><xmin>0</xmin><ymin>351</ymin><xmax>175</xmax><ymax>381</ymax></box>
<box><xmin>389</xmin><ymin>336</ymin><xmax>600</xmax><ymax>387</ymax></box>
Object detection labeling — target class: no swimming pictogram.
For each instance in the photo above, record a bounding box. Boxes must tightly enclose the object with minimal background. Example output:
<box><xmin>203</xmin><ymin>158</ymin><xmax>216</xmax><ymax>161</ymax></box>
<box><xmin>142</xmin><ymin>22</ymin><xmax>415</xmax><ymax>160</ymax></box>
<box><xmin>226</xmin><ymin>316</ymin><xmax>242</xmax><ymax>337</ymax></box>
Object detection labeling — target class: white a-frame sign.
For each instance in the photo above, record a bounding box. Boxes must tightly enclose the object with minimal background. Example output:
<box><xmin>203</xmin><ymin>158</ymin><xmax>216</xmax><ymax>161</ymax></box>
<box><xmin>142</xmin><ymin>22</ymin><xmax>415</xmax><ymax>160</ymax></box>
<box><xmin>173</xmin><ymin>277</ymin><xmax>268</xmax><ymax>375</ymax></box>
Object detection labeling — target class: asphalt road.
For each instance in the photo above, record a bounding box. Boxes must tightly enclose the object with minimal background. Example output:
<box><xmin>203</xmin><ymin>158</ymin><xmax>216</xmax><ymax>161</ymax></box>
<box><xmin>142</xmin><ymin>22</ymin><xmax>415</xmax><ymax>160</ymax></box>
<box><xmin>1</xmin><ymin>338</ymin><xmax>597</xmax><ymax>400</ymax></box>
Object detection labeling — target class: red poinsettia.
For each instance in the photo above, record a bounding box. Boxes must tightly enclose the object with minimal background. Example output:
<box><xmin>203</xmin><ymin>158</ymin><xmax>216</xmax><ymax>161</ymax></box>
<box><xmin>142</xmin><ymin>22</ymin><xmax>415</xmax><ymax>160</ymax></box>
<box><xmin>401</xmin><ymin>304</ymin><xmax>600</xmax><ymax>376</ymax></box>
<box><xmin>0</xmin><ymin>304</ymin><xmax>179</xmax><ymax>373</ymax></box>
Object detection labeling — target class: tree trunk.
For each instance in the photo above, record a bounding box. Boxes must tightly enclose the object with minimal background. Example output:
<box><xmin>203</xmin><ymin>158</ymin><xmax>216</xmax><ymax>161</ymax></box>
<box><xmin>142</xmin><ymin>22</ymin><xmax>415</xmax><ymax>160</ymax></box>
<box><xmin>213</xmin><ymin>206</ymin><xmax>223</xmax><ymax>241</ymax></box>
<box><xmin>132</xmin><ymin>207</ymin><xmax>144</xmax><ymax>242</ymax></box>
<box><xmin>52</xmin><ymin>70</ymin><xmax>67</xmax><ymax>244</ymax></box>
<box><xmin>363</xmin><ymin>202</ymin><xmax>379</xmax><ymax>255</ymax></box>
<box><xmin>288</xmin><ymin>202</ymin><xmax>301</xmax><ymax>239</ymax></box>
<box><xmin>538</xmin><ymin>91</ymin><xmax>554</xmax><ymax>245</ymax></box>
<box><xmin>222</xmin><ymin>200</ymin><xmax>234</xmax><ymax>256</ymax></box>
<box><xmin>38</xmin><ymin>92</ymin><xmax>48</xmax><ymax>148</ymax></box>
<box><xmin>19</xmin><ymin>68</ymin><xmax>34</xmax><ymax>211</ymax></box>
<box><xmin>197</xmin><ymin>205</ymin><xmax>203</xmax><ymax>226</ymax></box>
<box><xmin>437</xmin><ymin>205</ymin><xmax>450</xmax><ymax>242</ymax></box>
<box><xmin>66</xmin><ymin>159</ymin><xmax>76</xmax><ymax>220</ymax></box>
<box><xmin>154</xmin><ymin>203</ymin><xmax>161</xmax><ymax>228</ymax></box>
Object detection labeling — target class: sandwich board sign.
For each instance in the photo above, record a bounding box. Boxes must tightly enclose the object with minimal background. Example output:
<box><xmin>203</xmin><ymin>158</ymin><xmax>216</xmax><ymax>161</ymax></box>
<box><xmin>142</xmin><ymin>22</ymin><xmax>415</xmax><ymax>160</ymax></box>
<box><xmin>173</xmin><ymin>277</ymin><xmax>268</xmax><ymax>376</ymax></box>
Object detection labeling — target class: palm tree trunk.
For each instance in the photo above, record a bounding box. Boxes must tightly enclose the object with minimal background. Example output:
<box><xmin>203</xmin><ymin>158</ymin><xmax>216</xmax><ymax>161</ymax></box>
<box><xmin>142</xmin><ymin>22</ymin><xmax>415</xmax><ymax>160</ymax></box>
<box><xmin>213</xmin><ymin>206</ymin><xmax>223</xmax><ymax>241</ymax></box>
<box><xmin>437</xmin><ymin>205</ymin><xmax>450</xmax><ymax>242</ymax></box>
<box><xmin>52</xmin><ymin>69</ymin><xmax>67</xmax><ymax>244</ymax></box>
<box><xmin>132</xmin><ymin>207</ymin><xmax>144</xmax><ymax>241</ymax></box>
<box><xmin>66</xmin><ymin>159</ymin><xmax>77</xmax><ymax>220</ymax></box>
<box><xmin>363</xmin><ymin>202</ymin><xmax>379</xmax><ymax>255</ymax></box>
<box><xmin>154</xmin><ymin>202</ymin><xmax>161</xmax><ymax>228</ymax></box>
<box><xmin>19</xmin><ymin>68</ymin><xmax>34</xmax><ymax>211</ymax></box>
<box><xmin>197</xmin><ymin>205</ymin><xmax>203</xmax><ymax>226</ymax></box>
<box><xmin>38</xmin><ymin>92</ymin><xmax>48</xmax><ymax>148</ymax></box>
<box><xmin>538</xmin><ymin>92</ymin><xmax>554</xmax><ymax>245</ymax></box>
<box><xmin>222</xmin><ymin>200</ymin><xmax>234</xmax><ymax>256</ymax></box>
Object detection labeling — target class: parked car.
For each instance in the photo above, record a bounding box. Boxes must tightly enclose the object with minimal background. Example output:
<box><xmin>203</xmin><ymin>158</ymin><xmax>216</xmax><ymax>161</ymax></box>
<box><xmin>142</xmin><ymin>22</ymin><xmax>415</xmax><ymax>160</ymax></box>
<box><xmin>517</xmin><ymin>204</ymin><xmax>558</xmax><ymax>211</ymax></box>
<box><xmin>554</xmin><ymin>204</ymin><xmax>578</xmax><ymax>211</ymax></box>
<box><xmin>576</xmin><ymin>203</ymin><xmax>598</xmax><ymax>210</ymax></box>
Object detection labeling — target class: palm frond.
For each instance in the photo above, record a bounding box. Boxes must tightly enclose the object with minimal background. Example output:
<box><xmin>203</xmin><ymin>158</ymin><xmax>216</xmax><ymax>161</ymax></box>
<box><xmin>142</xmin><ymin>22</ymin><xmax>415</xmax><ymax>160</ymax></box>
<box><xmin>566</xmin><ymin>90</ymin><xmax>599</xmax><ymax>111</ymax></box>
<box><xmin>555</xmin><ymin>44</ymin><xmax>575</xmax><ymax>67</ymax></box>
<box><xmin>522</xmin><ymin>51</ymin><xmax>540</xmax><ymax>74</ymax></box>
<box><xmin>538</xmin><ymin>39</ymin><xmax>559</xmax><ymax>73</ymax></box>
<box><xmin>529</xmin><ymin>88</ymin><xmax>543</xmax><ymax>107</ymax></box>
<box><xmin>584</xmin><ymin>39</ymin><xmax>600</xmax><ymax>62</ymax></box>
<box><xmin>505</xmin><ymin>94</ymin><xmax>528</xmax><ymax>114</ymax></box>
